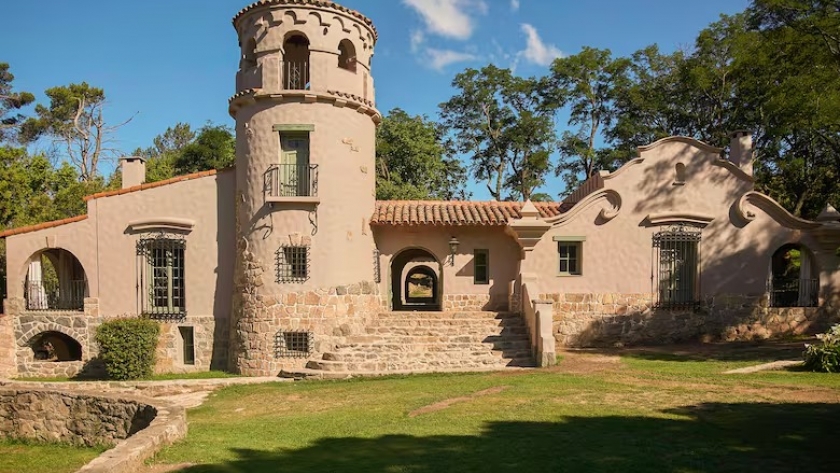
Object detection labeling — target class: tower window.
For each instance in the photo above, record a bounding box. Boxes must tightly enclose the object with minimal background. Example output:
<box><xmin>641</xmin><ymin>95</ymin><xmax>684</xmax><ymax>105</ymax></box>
<box><xmin>338</xmin><ymin>39</ymin><xmax>357</xmax><ymax>72</ymax></box>
<box><xmin>276</xmin><ymin>245</ymin><xmax>310</xmax><ymax>283</ymax></box>
<box><xmin>283</xmin><ymin>33</ymin><xmax>310</xmax><ymax>90</ymax></box>
<box><xmin>241</xmin><ymin>38</ymin><xmax>257</xmax><ymax>69</ymax></box>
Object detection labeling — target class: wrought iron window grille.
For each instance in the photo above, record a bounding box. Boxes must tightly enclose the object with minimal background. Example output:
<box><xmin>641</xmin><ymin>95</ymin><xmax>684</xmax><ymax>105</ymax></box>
<box><xmin>275</xmin><ymin>330</ymin><xmax>313</xmax><ymax>358</ymax></box>
<box><xmin>652</xmin><ymin>224</ymin><xmax>702</xmax><ymax>309</ymax></box>
<box><xmin>276</xmin><ymin>245</ymin><xmax>310</xmax><ymax>283</ymax></box>
<box><xmin>373</xmin><ymin>249</ymin><xmax>381</xmax><ymax>283</ymax></box>
<box><xmin>137</xmin><ymin>232</ymin><xmax>187</xmax><ymax>320</ymax></box>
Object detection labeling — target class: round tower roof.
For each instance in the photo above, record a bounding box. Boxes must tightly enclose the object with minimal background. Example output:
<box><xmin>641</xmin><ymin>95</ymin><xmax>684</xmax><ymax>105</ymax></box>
<box><xmin>232</xmin><ymin>0</ymin><xmax>377</xmax><ymax>41</ymax></box>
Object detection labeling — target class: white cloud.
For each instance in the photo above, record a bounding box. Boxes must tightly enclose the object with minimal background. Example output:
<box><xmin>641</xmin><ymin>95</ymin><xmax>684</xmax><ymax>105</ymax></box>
<box><xmin>519</xmin><ymin>23</ymin><xmax>563</xmax><ymax>66</ymax></box>
<box><xmin>425</xmin><ymin>48</ymin><xmax>479</xmax><ymax>71</ymax></box>
<box><xmin>410</xmin><ymin>30</ymin><xmax>425</xmax><ymax>53</ymax></box>
<box><xmin>510</xmin><ymin>0</ymin><xmax>520</xmax><ymax>12</ymax></box>
<box><xmin>402</xmin><ymin>0</ymin><xmax>488</xmax><ymax>40</ymax></box>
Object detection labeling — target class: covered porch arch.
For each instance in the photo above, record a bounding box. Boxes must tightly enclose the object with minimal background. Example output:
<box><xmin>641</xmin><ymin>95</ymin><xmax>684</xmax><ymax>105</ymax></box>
<box><xmin>22</xmin><ymin>248</ymin><xmax>88</xmax><ymax>311</ymax></box>
<box><xmin>390</xmin><ymin>247</ymin><xmax>443</xmax><ymax>311</ymax></box>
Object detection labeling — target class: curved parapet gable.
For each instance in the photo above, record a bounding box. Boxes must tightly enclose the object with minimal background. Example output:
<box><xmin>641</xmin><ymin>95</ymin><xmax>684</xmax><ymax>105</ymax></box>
<box><xmin>543</xmin><ymin>189</ymin><xmax>622</xmax><ymax>226</ymax></box>
<box><xmin>712</xmin><ymin>158</ymin><xmax>755</xmax><ymax>183</ymax></box>
<box><xmin>636</xmin><ymin>136</ymin><xmax>724</xmax><ymax>155</ymax></box>
<box><xmin>735</xmin><ymin>191</ymin><xmax>821</xmax><ymax>230</ymax></box>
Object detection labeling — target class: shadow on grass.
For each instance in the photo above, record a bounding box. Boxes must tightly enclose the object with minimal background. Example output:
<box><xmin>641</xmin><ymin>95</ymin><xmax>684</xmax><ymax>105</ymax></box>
<box><xmin>174</xmin><ymin>402</ymin><xmax>840</xmax><ymax>473</ymax></box>
<box><xmin>594</xmin><ymin>338</ymin><xmax>813</xmax><ymax>363</ymax></box>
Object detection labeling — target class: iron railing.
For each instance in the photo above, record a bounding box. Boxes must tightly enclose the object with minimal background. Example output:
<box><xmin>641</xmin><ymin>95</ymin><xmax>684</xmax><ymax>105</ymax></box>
<box><xmin>769</xmin><ymin>277</ymin><xmax>819</xmax><ymax>307</ymax></box>
<box><xmin>282</xmin><ymin>61</ymin><xmax>309</xmax><ymax>90</ymax></box>
<box><xmin>24</xmin><ymin>279</ymin><xmax>86</xmax><ymax>311</ymax></box>
<box><xmin>266</xmin><ymin>163</ymin><xmax>319</xmax><ymax>199</ymax></box>
<box><xmin>653</xmin><ymin>225</ymin><xmax>702</xmax><ymax>309</ymax></box>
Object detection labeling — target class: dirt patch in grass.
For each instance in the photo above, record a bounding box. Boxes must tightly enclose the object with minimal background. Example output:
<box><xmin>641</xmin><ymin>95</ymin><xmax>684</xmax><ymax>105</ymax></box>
<box><xmin>408</xmin><ymin>386</ymin><xmax>510</xmax><ymax>417</ymax></box>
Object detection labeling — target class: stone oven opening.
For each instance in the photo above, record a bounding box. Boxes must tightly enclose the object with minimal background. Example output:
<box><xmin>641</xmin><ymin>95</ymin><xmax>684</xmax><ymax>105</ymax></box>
<box><xmin>30</xmin><ymin>331</ymin><xmax>82</xmax><ymax>361</ymax></box>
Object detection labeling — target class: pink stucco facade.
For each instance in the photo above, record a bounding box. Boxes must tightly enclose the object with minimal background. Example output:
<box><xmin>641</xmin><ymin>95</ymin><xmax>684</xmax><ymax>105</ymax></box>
<box><xmin>1</xmin><ymin>0</ymin><xmax>839</xmax><ymax>378</ymax></box>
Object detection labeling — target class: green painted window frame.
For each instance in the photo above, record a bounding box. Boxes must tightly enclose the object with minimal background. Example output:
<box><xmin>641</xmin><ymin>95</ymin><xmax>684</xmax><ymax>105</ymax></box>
<box><xmin>474</xmin><ymin>249</ymin><xmax>490</xmax><ymax>285</ymax></box>
<box><xmin>144</xmin><ymin>239</ymin><xmax>186</xmax><ymax>316</ymax></box>
<box><xmin>557</xmin><ymin>241</ymin><xmax>583</xmax><ymax>276</ymax></box>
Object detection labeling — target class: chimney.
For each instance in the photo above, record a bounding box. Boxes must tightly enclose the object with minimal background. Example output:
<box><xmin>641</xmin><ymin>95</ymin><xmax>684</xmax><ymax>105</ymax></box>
<box><xmin>729</xmin><ymin>130</ymin><xmax>753</xmax><ymax>176</ymax></box>
<box><xmin>119</xmin><ymin>156</ymin><xmax>146</xmax><ymax>189</ymax></box>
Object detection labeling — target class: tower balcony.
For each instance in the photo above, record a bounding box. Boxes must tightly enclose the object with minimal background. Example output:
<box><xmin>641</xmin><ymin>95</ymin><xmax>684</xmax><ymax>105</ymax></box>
<box><xmin>265</xmin><ymin>163</ymin><xmax>320</xmax><ymax>205</ymax></box>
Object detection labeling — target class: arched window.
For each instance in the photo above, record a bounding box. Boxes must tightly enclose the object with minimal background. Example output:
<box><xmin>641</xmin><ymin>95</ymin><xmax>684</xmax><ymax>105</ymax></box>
<box><xmin>674</xmin><ymin>163</ymin><xmax>686</xmax><ymax>185</ymax></box>
<box><xmin>338</xmin><ymin>39</ymin><xmax>357</xmax><ymax>72</ymax></box>
<box><xmin>283</xmin><ymin>33</ymin><xmax>310</xmax><ymax>90</ymax></box>
<box><xmin>241</xmin><ymin>38</ymin><xmax>257</xmax><ymax>69</ymax></box>
<box><xmin>25</xmin><ymin>249</ymin><xmax>88</xmax><ymax>311</ymax></box>
<box><xmin>769</xmin><ymin>244</ymin><xmax>818</xmax><ymax>307</ymax></box>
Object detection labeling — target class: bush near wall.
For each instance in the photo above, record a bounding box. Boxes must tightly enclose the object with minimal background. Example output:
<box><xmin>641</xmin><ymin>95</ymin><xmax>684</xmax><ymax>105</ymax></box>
<box><xmin>95</xmin><ymin>318</ymin><xmax>160</xmax><ymax>380</ymax></box>
<box><xmin>804</xmin><ymin>324</ymin><xmax>840</xmax><ymax>373</ymax></box>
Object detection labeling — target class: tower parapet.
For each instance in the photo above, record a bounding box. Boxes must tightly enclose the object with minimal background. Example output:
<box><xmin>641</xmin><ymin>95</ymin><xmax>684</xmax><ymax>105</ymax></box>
<box><xmin>229</xmin><ymin>0</ymin><xmax>382</xmax><ymax>376</ymax></box>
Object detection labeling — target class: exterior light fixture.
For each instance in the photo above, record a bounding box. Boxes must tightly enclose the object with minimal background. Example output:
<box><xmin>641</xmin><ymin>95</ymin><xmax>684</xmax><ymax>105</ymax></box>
<box><xmin>448</xmin><ymin>236</ymin><xmax>460</xmax><ymax>266</ymax></box>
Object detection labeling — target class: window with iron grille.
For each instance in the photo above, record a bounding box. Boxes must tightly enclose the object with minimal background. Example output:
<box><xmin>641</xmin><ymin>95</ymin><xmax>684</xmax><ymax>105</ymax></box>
<box><xmin>275</xmin><ymin>330</ymin><xmax>313</xmax><ymax>358</ymax></box>
<box><xmin>137</xmin><ymin>233</ymin><xmax>186</xmax><ymax>319</ymax></box>
<box><xmin>653</xmin><ymin>225</ymin><xmax>701</xmax><ymax>308</ymax></box>
<box><xmin>276</xmin><ymin>245</ymin><xmax>309</xmax><ymax>283</ymax></box>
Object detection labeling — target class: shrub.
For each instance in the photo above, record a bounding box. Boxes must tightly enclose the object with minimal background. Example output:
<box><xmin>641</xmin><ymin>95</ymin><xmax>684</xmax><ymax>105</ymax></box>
<box><xmin>803</xmin><ymin>324</ymin><xmax>840</xmax><ymax>373</ymax></box>
<box><xmin>95</xmin><ymin>318</ymin><xmax>160</xmax><ymax>380</ymax></box>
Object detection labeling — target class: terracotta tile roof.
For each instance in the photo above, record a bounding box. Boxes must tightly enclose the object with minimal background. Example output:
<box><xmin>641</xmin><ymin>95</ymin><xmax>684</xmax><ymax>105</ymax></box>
<box><xmin>83</xmin><ymin>169</ymin><xmax>219</xmax><ymax>202</ymax></box>
<box><xmin>371</xmin><ymin>201</ymin><xmax>568</xmax><ymax>226</ymax></box>
<box><xmin>0</xmin><ymin>215</ymin><xmax>88</xmax><ymax>239</ymax></box>
<box><xmin>327</xmin><ymin>90</ymin><xmax>374</xmax><ymax>108</ymax></box>
<box><xmin>232</xmin><ymin>0</ymin><xmax>378</xmax><ymax>41</ymax></box>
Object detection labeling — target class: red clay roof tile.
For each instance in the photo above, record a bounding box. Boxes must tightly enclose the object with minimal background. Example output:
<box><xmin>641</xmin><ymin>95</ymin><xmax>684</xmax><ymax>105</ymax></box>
<box><xmin>371</xmin><ymin>201</ymin><xmax>567</xmax><ymax>226</ymax></box>
<box><xmin>0</xmin><ymin>215</ymin><xmax>88</xmax><ymax>239</ymax></box>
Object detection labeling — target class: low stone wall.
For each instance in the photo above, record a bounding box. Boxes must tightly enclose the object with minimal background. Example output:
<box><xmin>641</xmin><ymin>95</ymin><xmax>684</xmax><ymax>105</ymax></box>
<box><xmin>0</xmin><ymin>315</ymin><xmax>16</xmax><ymax>378</ymax></box>
<box><xmin>0</xmin><ymin>388</ymin><xmax>186</xmax><ymax>473</ymax></box>
<box><xmin>443</xmin><ymin>293</ymin><xmax>509</xmax><ymax>312</ymax></box>
<box><xmin>232</xmin><ymin>280</ymin><xmax>385</xmax><ymax>375</ymax></box>
<box><xmin>543</xmin><ymin>292</ymin><xmax>839</xmax><ymax>347</ymax></box>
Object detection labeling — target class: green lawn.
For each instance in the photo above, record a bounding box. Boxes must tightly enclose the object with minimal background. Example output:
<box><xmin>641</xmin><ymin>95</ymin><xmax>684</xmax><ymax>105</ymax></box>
<box><xmin>146</xmin><ymin>347</ymin><xmax>840</xmax><ymax>473</ymax></box>
<box><xmin>0</xmin><ymin>439</ymin><xmax>106</xmax><ymax>473</ymax></box>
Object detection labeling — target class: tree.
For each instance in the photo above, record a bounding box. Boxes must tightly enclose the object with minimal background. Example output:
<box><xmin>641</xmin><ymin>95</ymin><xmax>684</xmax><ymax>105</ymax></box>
<box><xmin>549</xmin><ymin>47</ymin><xmax>630</xmax><ymax>193</ymax></box>
<box><xmin>132</xmin><ymin>123</ymin><xmax>196</xmax><ymax>183</ymax></box>
<box><xmin>173</xmin><ymin>124</ymin><xmax>235</xmax><ymax>174</ymax></box>
<box><xmin>20</xmin><ymin>82</ymin><xmax>133</xmax><ymax>181</ymax></box>
<box><xmin>0</xmin><ymin>63</ymin><xmax>35</xmax><ymax>142</ymax></box>
<box><xmin>440</xmin><ymin>65</ymin><xmax>556</xmax><ymax>201</ymax></box>
<box><xmin>376</xmin><ymin>108</ymin><xmax>467</xmax><ymax>200</ymax></box>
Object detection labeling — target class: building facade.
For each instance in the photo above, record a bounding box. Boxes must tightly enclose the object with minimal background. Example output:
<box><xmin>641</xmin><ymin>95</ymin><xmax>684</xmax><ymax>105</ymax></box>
<box><xmin>1</xmin><ymin>0</ymin><xmax>839</xmax><ymax>378</ymax></box>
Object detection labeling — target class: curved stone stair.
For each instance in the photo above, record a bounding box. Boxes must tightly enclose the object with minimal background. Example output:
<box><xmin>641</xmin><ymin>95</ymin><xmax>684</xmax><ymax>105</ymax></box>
<box><xmin>281</xmin><ymin>311</ymin><xmax>536</xmax><ymax>379</ymax></box>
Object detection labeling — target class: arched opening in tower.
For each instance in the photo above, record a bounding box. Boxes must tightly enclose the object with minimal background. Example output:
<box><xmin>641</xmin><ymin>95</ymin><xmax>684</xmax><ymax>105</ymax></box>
<box><xmin>283</xmin><ymin>33</ymin><xmax>310</xmax><ymax>90</ymax></box>
<box><xmin>338</xmin><ymin>39</ymin><xmax>357</xmax><ymax>72</ymax></box>
<box><xmin>29</xmin><ymin>331</ymin><xmax>83</xmax><ymax>362</ymax></box>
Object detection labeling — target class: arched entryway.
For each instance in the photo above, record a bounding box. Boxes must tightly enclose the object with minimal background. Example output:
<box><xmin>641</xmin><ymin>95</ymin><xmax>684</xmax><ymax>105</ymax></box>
<box><xmin>283</xmin><ymin>32</ymin><xmax>310</xmax><ymax>90</ymax></box>
<box><xmin>391</xmin><ymin>248</ymin><xmax>442</xmax><ymax>311</ymax></box>
<box><xmin>768</xmin><ymin>243</ymin><xmax>818</xmax><ymax>307</ymax></box>
<box><xmin>24</xmin><ymin>249</ymin><xmax>88</xmax><ymax>311</ymax></box>
<box><xmin>29</xmin><ymin>331</ymin><xmax>82</xmax><ymax>361</ymax></box>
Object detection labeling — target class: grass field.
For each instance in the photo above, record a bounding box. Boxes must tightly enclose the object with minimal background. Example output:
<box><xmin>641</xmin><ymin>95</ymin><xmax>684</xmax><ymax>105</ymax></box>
<box><xmin>145</xmin><ymin>343</ymin><xmax>840</xmax><ymax>473</ymax></box>
<box><xmin>0</xmin><ymin>439</ymin><xmax>106</xmax><ymax>473</ymax></box>
<box><xmin>14</xmin><ymin>370</ymin><xmax>240</xmax><ymax>383</ymax></box>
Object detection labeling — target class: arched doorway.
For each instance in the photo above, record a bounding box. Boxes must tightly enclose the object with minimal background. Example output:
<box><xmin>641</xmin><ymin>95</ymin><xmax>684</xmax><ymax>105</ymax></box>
<box><xmin>769</xmin><ymin>243</ymin><xmax>818</xmax><ymax>307</ymax></box>
<box><xmin>29</xmin><ymin>331</ymin><xmax>82</xmax><ymax>361</ymax></box>
<box><xmin>391</xmin><ymin>248</ymin><xmax>442</xmax><ymax>311</ymax></box>
<box><xmin>283</xmin><ymin>32</ymin><xmax>310</xmax><ymax>90</ymax></box>
<box><xmin>24</xmin><ymin>249</ymin><xmax>88</xmax><ymax>311</ymax></box>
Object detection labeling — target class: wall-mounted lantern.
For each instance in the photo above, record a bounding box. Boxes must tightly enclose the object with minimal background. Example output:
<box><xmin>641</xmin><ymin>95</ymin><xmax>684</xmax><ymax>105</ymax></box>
<box><xmin>448</xmin><ymin>236</ymin><xmax>460</xmax><ymax>266</ymax></box>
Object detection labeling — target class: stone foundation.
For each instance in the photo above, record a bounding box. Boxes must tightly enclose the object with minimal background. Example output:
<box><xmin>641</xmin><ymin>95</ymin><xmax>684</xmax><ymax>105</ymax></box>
<box><xmin>542</xmin><ymin>292</ymin><xmax>840</xmax><ymax>347</ymax></box>
<box><xmin>231</xmin><ymin>280</ymin><xmax>384</xmax><ymax>376</ymax></box>
<box><xmin>155</xmin><ymin>316</ymin><xmax>228</xmax><ymax>374</ymax></box>
<box><xmin>443</xmin><ymin>293</ymin><xmax>508</xmax><ymax>312</ymax></box>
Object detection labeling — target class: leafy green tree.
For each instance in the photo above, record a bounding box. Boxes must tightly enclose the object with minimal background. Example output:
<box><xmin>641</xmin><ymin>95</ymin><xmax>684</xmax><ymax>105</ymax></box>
<box><xmin>440</xmin><ymin>65</ymin><xmax>556</xmax><ymax>201</ymax></box>
<box><xmin>21</xmin><ymin>82</ymin><xmax>133</xmax><ymax>181</ymax></box>
<box><xmin>376</xmin><ymin>108</ymin><xmax>467</xmax><ymax>200</ymax></box>
<box><xmin>549</xmin><ymin>47</ymin><xmax>630</xmax><ymax>193</ymax></box>
<box><xmin>173</xmin><ymin>124</ymin><xmax>235</xmax><ymax>174</ymax></box>
<box><xmin>0</xmin><ymin>63</ymin><xmax>35</xmax><ymax>142</ymax></box>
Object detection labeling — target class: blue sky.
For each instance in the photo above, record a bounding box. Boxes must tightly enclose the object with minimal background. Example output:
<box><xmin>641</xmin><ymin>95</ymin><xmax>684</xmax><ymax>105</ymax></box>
<box><xmin>1</xmin><ymin>0</ymin><xmax>748</xmax><ymax>199</ymax></box>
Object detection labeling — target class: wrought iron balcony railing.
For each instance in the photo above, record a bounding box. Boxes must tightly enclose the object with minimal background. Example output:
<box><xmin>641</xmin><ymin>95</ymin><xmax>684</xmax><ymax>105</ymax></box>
<box><xmin>282</xmin><ymin>61</ymin><xmax>309</xmax><ymax>90</ymax></box>
<box><xmin>769</xmin><ymin>277</ymin><xmax>819</xmax><ymax>308</ymax></box>
<box><xmin>25</xmin><ymin>279</ymin><xmax>86</xmax><ymax>311</ymax></box>
<box><xmin>265</xmin><ymin>163</ymin><xmax>319</xmax><ymax>202</ymax></box>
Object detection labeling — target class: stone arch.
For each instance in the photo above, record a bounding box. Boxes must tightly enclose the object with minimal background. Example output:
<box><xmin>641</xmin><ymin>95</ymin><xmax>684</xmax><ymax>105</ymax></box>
<box><xmin>338</xmin><ymin>39</ymin><xmax>357</xmax><ymax>72</ymax></box>
<box><xmin>28</xmin><ymin>331</ymin><xmax>82</xmax><ymax>361</ymax></box>
<box><xmin>404</xmin><ymin>265</ymin><xmax>438</xmax><ymax>305</ymax></box>
<box><xmin>390</xmin><ymin>247</ymin><xmax>443</xmax><ymax>311</ymax></box>
<box><xmin>768</xmin><ymin>242</ymin><xmax>819</xmax><ymax>307</ymax></box>
<box><xmin>21</xmin><ymin>248</ymin><xmax>88</xmax><ymax>311</ymax></box>
<box><xmin>283</xmin><ymin>31</ymin><xmax>310</xmax><ymax>90</ymax></box>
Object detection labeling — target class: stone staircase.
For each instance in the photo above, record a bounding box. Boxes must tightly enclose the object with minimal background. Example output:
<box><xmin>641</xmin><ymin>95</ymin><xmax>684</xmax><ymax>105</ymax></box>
<box><xmin>282</xmin><ymin>311</ymin><xmax>535</xmax><ymax>378</ymax></box>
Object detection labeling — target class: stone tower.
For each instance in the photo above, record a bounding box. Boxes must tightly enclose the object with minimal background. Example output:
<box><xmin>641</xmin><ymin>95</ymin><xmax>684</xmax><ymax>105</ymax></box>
<box><xmin>229</xmin><ymin>0</ymin><xmax>382</xmax><ymax>376</ymax></box>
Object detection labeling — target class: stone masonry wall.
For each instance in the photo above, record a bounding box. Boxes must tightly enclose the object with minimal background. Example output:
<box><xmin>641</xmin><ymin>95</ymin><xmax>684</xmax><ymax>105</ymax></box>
<box><xmin>0</xmin><ymin>315</ymin><xmax>15</xmax><ymax>378</ymax></box>
<box><xmin>155</xmin><ymin>316</ymin><xmax>228</xmax><ymax>374</ymax></box>
<box><xmin>542</xmin><ymin>292</ymin><xmax>840</xmax><ymax>347</ymax></box>
<box><xmin>0</xmin><ymin>389</ymin><xmax>156</xmax><ymax>447</ymax></box>
<box><xmin>443</xmin><ymin>293</ymin><xmax>509</xmax><ymax>312</ymax></box>
<box><xmin>232</xmin><ymin>280</ymin><xmax>384</xmax><ymax>376</ymax></box>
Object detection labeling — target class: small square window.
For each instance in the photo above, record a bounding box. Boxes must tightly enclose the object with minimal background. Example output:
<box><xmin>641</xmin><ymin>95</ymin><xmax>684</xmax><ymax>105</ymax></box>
<box><xmin>275</xmin><ymin>330</ymin><xmax>313</xmax><ymax>358</ymax></box>
<box><xmin>276</xmin><ymin>245</ymin><xmax>309</xmax><ymax>283</ymax></box>
<box><xmin>558</xmin><ymin>242</ymin><xmax>582</xmax><ymax>276</ymax></box>
<box><xmin>179</xmin><ymin>326</ymin><xmax>195</xmax><ymax>365</ymax></box>
<box><xmin>474</xmin><ymin>249</ymin><xmax>489</xmax><ymax>284</ymax></box>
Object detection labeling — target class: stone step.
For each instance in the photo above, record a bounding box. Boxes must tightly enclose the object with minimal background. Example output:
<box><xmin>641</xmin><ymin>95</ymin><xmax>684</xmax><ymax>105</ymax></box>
<box><xmin>322</xmin><ymin>348</ymin><xmax>533</xmax><ymax>363</ymax></box>
<box><xmin>306</xmin><ymin>356</ymin><xmax>534</xmax><ymax>373</ymax></box>
<box><xmin>343</xmin><ymin>333</ymin><xmax>530</xmax><ymax>345</ymax></box>
<box><xmin>367</xmin><ymin>318</ymin><xmax>526</xmax><ymax>329</ymax></box>
<box><xmin>364</xmin><ymin>325</ymin><xmax>529</xmax><ymax>337</ymax></box>
<box><xmin>375</xmin><ymin>311</ymin><xmax>519</xmax><ymax>320</ymax></box>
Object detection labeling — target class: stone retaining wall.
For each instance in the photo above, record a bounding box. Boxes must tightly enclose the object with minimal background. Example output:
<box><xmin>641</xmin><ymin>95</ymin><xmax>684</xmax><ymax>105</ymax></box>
<box><xmin>443</xmin><ymin>293</ymin><xmax>508</xmax><ymax>312</ymax></box>
<box><xmin>0</xmin><ymin>388</ymin><xmax>186</xmax><ymax>473</ymax></box>
<box><xmin>542</xmin><ymin>292</ymin><xmax>839</xmax><ymax>347</ymax></box>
